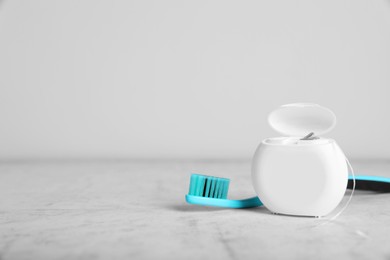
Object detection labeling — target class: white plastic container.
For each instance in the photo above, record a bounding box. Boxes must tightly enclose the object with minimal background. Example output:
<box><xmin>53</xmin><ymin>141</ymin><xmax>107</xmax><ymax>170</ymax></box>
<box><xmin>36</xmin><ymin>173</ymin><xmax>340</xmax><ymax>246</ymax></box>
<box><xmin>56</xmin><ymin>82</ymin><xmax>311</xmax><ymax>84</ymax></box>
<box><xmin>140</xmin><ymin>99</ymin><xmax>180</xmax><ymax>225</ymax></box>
<box><xmin>251</xmin><ymin>103</ymin><xmax>348</xmax><ymax>217</ymax></box>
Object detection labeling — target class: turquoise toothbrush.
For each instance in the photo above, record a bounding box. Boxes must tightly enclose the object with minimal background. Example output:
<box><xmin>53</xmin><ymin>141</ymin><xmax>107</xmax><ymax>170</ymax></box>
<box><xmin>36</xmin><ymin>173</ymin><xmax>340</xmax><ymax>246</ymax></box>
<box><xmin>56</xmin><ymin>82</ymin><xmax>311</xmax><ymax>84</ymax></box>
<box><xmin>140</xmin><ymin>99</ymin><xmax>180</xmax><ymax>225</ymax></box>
<box><xmin>185</xmin><ymin>174</ymin><xmax>263</xmax><ymax>208</ymax></box>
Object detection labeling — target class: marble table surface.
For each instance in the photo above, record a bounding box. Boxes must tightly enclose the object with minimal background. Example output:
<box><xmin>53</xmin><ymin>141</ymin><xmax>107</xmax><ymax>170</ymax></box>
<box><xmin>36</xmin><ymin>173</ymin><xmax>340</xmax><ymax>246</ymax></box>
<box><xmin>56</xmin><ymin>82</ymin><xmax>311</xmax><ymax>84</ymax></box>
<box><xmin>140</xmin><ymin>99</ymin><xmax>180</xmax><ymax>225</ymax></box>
<box><xmin>0</xmin><ymin>159</ymin><xmax>389</xmax><ymax>260</ymax></box>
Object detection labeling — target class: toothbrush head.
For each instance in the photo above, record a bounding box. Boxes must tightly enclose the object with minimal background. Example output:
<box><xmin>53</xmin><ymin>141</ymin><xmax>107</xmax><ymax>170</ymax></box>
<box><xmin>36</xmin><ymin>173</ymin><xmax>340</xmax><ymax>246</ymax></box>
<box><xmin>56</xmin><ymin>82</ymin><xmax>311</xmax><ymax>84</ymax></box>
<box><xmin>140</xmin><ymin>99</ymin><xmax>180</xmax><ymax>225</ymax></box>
<box><xmin>188</xmin><ymin>174</ymin><xmax>230</xmax><ymax>199</ymax></box>
<box><xmin>186</xmin><ymin>173</ymin><xmax>262</xmax><ymax>208</ymax></box>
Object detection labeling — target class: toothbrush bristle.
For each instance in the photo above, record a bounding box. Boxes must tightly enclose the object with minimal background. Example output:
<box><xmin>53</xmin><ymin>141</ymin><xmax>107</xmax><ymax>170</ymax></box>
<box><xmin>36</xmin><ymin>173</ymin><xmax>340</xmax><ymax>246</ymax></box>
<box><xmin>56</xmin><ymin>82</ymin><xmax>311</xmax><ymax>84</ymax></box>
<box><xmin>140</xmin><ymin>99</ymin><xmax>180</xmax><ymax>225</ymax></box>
<box><xmin>188</xmin><ymin>174</ymin><xmax>230</xmax><ymax>199</ymax></box>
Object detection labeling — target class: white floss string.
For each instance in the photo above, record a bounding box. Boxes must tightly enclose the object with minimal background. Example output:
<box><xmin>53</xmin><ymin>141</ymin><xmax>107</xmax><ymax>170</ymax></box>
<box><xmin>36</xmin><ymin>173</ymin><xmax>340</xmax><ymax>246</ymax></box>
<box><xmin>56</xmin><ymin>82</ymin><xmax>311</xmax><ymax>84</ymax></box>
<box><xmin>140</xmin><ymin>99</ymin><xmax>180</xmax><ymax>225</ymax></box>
<box><xmin>316</xmin><ymin>156</ymin><xmax>356</xmax><ymax>226</ymax></box>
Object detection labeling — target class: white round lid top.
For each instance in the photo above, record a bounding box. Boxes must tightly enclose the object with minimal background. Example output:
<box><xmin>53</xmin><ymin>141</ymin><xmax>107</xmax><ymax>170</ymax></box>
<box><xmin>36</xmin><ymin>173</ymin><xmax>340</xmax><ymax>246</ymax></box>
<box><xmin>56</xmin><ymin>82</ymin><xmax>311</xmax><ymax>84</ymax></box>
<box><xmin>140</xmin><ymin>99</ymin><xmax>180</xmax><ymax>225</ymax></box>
<box><xmin>268</xmin><ymin>103</ymin><xmax>336</xmax><ymax>137</ymax></box>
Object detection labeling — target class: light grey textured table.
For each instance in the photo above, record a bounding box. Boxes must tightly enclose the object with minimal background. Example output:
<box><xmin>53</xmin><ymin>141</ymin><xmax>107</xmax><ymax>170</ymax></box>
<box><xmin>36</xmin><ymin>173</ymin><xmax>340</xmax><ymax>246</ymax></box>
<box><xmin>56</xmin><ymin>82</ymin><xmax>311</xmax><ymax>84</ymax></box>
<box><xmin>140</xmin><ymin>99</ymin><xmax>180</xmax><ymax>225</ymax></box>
<box><xmin>0</xmin><ymin>159</ymin><xmax>389</xmax><ymax>260</ymax></box>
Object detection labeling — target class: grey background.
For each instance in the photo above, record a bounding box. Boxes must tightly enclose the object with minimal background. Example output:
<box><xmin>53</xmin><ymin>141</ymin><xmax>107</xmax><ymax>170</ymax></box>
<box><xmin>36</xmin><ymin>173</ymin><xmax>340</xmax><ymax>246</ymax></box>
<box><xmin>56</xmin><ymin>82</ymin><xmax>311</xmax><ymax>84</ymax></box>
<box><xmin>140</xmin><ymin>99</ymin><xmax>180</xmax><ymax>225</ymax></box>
<box><xmin>1</xmin><ymin>0</ymin><xmax>390</xmax><ymax>160</ymax></box>
<box><xmin>1</xmin><ymin>2</ymin><xmax>390</xmax><ymax>260</ymax></box>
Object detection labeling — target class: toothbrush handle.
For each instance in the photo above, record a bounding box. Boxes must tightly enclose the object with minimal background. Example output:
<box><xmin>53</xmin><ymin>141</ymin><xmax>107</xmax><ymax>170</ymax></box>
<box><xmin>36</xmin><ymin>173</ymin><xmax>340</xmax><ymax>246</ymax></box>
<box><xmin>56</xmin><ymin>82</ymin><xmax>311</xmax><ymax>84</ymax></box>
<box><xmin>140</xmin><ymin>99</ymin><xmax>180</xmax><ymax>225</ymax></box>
<box><xmin>348</xmin><ymin>175</ymin><xmax>390</xmax><ymax>192</ymax></box>
<box><xmin>185</xmin><ymin>195</ymin><xmax>262</xmax><ymax>208</ymax></box>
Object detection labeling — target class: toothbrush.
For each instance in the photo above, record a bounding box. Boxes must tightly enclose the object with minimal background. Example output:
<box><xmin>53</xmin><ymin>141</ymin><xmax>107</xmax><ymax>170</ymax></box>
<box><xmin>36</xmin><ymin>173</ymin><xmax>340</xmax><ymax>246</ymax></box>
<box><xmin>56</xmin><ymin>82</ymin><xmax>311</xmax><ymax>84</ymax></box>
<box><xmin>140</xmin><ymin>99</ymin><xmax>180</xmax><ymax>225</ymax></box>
<box><xmin>186</xmin><ymin>174</ymin><xmax>390</xmax><ymax>209</ymax></box>
<box><xmin>185</xmin><ymin>174</ymin><xmax>262</xmax><ymax>208</ymax></box>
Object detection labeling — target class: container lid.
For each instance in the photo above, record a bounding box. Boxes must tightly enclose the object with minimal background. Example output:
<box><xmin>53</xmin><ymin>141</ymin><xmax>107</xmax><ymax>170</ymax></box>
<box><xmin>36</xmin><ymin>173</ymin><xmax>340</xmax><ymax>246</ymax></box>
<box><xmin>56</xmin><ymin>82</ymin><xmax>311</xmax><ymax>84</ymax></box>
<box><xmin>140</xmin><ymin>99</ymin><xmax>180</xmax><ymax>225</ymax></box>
<box><xmin>268</xmin><ymin>103</ymin><xmax>336</xmax><ymax>137</ymax></box>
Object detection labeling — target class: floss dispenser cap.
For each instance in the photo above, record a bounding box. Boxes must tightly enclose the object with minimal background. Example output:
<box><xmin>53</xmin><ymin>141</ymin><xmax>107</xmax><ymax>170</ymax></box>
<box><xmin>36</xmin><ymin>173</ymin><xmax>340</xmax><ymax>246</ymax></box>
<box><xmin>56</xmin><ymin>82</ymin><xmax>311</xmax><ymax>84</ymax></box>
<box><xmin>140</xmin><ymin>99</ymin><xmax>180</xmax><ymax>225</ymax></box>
<box><xmin>268</xmin><ymin>103</ymin><xmax>337</xmax><ymax>137</ymax></box>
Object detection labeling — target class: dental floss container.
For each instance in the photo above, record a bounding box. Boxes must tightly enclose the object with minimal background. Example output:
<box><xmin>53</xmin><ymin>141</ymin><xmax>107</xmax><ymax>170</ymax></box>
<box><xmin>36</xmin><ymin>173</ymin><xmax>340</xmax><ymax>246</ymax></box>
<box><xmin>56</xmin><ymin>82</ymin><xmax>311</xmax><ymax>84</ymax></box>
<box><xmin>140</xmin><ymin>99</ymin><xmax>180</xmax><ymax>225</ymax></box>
<box><xmin>251</xmin><ymin>103</ymin><xmax>348</xmax><ymax>217</ymax></box>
